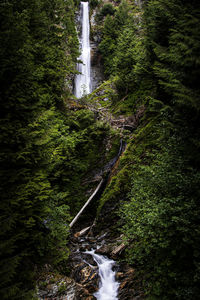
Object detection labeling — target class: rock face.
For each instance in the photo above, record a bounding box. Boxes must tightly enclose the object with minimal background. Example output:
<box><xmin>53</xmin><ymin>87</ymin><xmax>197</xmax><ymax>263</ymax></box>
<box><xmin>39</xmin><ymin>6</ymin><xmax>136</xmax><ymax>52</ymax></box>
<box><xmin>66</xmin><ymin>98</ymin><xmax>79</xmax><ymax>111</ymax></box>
<box><xmin>37</xmin><ymin>276</ymin><xmax>77</xmax><ymax>299</ymax></box>
<box><xmin>90</xmin><ymin>9</ymin><xmax>104</xmax><ymax>92</ymax></box>
<box><xmin>37</xmin><ymin>272</ymin><xmax>97</xmax><ymax>300</ymax></box>
<box><xmin>67</xmin><ymin>236</ymin><xmax>100</xmax><ymax>299</ymax></box>
<box><xmin>117</xmin><ymin>264</ymin><xmax>145</xmax><ymax>300</ymax></box>
<box><xmin>72</xmin><ymin>262</ymin><xmax>99</xmax><ymax>294</ymax></box>
<box><xmin>90</xmin><ymin>41</ymin><xmax>104</xmax><ymax>91</ymax></box>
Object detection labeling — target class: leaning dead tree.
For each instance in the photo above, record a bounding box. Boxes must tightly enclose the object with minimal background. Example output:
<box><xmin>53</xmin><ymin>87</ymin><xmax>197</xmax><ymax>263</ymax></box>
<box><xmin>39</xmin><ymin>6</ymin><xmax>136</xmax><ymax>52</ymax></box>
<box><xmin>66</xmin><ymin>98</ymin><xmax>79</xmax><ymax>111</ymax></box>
<box><xmin>69</xmin><ymin>179</ymin><xmax>104</xmax><ymax>228</ymax></box>
<box><xmin>69</xmin><ymin>140</ymin><xmax>127</xmax><ymax>229</ymax></box>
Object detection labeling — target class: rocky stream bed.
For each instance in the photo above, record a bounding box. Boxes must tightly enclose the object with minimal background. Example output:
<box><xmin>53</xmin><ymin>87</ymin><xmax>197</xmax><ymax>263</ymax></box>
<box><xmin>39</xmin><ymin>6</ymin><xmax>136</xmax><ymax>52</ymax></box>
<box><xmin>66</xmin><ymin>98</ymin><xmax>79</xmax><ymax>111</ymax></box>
<box><xmin>37</xmin><ymin>222</ymin><xmax>145</xmax><ymax>300</ymax></box>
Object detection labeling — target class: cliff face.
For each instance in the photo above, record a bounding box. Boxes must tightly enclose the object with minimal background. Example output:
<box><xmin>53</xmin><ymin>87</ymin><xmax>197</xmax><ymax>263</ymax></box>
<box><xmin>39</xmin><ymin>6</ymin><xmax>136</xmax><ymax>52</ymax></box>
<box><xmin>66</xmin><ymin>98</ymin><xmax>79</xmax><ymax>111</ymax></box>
<box><xmin>90</xmin><ymin>9</ymin><xmax>104</xmax><ymax>91</ymax></box>
<box><xmin>91</xmin><ymin>42</ymin><xmax>104</xmax><ymax>91</ymax></box>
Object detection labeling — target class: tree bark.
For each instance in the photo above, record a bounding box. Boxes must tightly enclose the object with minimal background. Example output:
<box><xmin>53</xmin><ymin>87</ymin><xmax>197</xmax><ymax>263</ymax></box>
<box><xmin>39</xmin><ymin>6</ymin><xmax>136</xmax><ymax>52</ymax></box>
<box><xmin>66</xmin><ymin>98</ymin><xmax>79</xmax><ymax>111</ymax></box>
<box><xmin>70</xmin><ymin>179</ymin><xmax>104</xmax><ymax>228</ymax></box>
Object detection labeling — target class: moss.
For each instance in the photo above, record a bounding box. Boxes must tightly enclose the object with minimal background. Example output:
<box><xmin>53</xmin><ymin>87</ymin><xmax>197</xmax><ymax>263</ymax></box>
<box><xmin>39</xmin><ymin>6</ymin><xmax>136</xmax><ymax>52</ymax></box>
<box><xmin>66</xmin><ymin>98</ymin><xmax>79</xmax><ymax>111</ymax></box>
<box><xmin>97</xmin><ymin>113</ymin><xmax>162</xmax><ymax>216</ymax></box>
<box><xmin>38</xmin><ymin>280</ymin><xmax>48</xmax><ymax>289</ymax></box>
<box><xmin>88</xmin><ymin>78</ymin><xmax>118</xmax><ymax>106</ymax></box>
<box><xmin>58</xmin><ymin>281</ymin><xmax>67</xmax><ymax>294</ymax></box>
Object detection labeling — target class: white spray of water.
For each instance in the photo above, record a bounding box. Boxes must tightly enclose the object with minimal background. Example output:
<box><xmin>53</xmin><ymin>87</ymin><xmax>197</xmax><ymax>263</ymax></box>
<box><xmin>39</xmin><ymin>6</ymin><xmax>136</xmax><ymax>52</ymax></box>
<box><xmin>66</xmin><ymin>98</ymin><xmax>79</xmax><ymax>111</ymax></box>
<box><xmin>86</xmin><ymin>250</ymin><xmax>119</xmax><ymax>300</ymax></box>
<box><xmin>74</xmin><ymin>1</ymin><xmax>91</xmax><ymax>98</ymax></box>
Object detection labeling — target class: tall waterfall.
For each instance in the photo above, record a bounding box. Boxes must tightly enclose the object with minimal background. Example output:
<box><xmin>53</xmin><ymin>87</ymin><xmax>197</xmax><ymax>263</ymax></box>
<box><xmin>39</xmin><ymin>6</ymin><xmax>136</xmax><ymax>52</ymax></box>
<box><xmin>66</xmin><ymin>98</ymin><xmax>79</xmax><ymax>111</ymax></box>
<box><xmin>74</xmin><ymin>1</ymin><xmax>91</xmax><ymax>98</ymax></box>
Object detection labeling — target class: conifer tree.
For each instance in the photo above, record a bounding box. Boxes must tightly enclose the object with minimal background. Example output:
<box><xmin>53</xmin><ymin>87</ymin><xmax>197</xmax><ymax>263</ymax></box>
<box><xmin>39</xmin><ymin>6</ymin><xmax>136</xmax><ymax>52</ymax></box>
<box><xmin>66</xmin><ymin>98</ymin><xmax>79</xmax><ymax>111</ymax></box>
<box><xmin>0</xmin><ymin>0</ymin><xmax>78</xmax><ymax>298</ymax></box>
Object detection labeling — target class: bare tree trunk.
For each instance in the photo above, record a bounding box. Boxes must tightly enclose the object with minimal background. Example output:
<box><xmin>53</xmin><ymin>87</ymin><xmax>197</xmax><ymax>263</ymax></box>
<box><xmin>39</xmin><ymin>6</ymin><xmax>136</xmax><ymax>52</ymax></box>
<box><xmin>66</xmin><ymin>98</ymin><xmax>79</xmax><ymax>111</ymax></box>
<box><xmin>70</xmin><ymin>179</ymin><xmax>104</xmax><ymax>228</ymax></box>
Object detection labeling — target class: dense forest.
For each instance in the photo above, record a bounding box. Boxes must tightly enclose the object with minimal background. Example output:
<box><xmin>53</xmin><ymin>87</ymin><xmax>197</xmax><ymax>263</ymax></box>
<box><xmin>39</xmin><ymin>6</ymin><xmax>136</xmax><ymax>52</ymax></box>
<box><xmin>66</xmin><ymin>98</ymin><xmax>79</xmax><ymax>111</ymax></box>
<box><xmin>0</xmin><ymin>0</ymin><xmax>200</xmax><ymax>299</ymax></box>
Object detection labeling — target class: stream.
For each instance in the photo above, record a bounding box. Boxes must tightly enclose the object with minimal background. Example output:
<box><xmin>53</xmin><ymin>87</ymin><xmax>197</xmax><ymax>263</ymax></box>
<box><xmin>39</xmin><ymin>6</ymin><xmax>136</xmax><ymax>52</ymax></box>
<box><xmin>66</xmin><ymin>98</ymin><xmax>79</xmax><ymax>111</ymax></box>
<box><xmin>69</xmin><ymin>140</ymin><xmax>127</xmax><ymax>299</ymax></box>
<box><xmin>73</xmin><ymin>2</ymin><xmax>119</xmax><ymax>298</ymax></box>
<box><xmin>85</xmin><ymin>250</ymin><xmax>119</xmax><ymax>300</ymax></box>
<box><xmin>36</xmin><ymin>1</ymin><xmax>144</xmax><ymax>299</ymax></box>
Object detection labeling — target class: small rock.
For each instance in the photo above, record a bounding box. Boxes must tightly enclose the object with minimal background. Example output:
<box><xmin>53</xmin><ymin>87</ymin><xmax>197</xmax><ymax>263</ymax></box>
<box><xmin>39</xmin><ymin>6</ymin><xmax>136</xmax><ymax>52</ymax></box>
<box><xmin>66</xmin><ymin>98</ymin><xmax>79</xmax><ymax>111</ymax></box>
<box><xmin>116</xmin><ymin>272</ymin><xmax>124</xmax><ymax>280</ymax></box>
<box><xmin>81</xmin><ymin>253</ymin><xmax>97</xmax><ymax>267</ymax></box>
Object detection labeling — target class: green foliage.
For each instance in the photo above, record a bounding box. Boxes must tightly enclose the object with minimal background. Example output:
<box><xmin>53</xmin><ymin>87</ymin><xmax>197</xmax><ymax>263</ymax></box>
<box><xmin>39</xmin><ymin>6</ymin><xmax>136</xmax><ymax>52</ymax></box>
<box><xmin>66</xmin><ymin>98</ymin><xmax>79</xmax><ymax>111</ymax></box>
<box><xmin>0</xmin><ymin>0</ymin><xmax>79</xmax><ymax>298</ymax></box>
<box><xmin>98</xmin><ymin>1</ymin><xmax>130</xmax><ymax>76</ymax></box>
<box><xmin>144</xmin><ymin>0</ymin><xmax>200</xmax><ymax>110</ymax></box>
<box><xmin>113</xmin><ymin>24</ymin><xmax>147</xmax><ymax>95</ymax></box>
<box><xmin>98</xmin><ymin>0</ymin><xmax>153</xmax><ymax>102</ymax></box>
<box><xmin>88</xmin><ymin>77</ymin><xmax>118</xmax><ymax>106</ymax></box>
<box><xmin>98</xmin><ymin>15</ymin><xmax>117</xmax><ymax>75</ymax></box>
<box><xmin>97</xmin><ymin>112</ymin><xmax>161</xmax><ymax>214</ymax></box>
<box><xmin>1</xmin><ymin>0</ymin><xmax>200</xmax><ymax>299</ymax></box>
<box><xmin>98</xmin><ymin>1</ymin><xmax>200</xmax><ymax>298</ymax></box>
<box><xmin>98</xmin><ymin>3</ymin><xmax>115</xmax><ymax>20</ymax></box>
<box><xmin>48</xmin><ymin>108</ymin><xmax>115</xmax><ymax>215</ymax></box>
<box><xmin>120</xmin><ymin>134</ymin><xmax>200</xmax><ymax>299</ymax></box>
<box><xmin>89</xmin><ymin>0</ymin><xmax>100</xmax><ymax>9</ymax></box>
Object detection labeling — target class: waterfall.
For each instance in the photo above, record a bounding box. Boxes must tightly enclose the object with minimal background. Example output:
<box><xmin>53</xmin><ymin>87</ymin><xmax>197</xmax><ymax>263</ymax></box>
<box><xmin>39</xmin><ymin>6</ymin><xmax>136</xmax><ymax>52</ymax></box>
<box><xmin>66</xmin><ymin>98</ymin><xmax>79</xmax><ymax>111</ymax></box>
<box><xmin>74</xmin><ymin>1</ymin><xmax>91</xmax><ymax>98</ymax></box>
<box><xmin>86</xmin><ymin>250</ymin><xmax>119</xmax><ymax>300</ymax></box>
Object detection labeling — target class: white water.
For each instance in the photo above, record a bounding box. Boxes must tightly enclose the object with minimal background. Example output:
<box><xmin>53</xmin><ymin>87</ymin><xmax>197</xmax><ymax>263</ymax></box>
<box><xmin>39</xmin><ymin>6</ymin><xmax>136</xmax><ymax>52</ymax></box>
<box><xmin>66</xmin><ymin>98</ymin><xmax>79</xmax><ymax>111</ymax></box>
<box><xmin>86</xmin><ymin>250</ymin><xmax>119</xmax><ymax>300</ymax></box>
<box><xmin>74</xmin><ymin>1</ymin><xmax>91</xmax><ymax>98</ymax></box>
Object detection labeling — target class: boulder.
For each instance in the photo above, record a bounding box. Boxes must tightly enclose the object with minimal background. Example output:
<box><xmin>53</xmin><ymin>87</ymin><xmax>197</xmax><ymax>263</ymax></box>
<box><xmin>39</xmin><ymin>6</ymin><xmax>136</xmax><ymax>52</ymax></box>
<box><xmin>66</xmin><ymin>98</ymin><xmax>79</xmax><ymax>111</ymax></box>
<box><xmin>37</xmin><ymin>273</ymin><xmax>97</xmax><ymax>300</ymax></box>
<box><xmin>37</xmin><ymin>276</ymin><xmax>77</xmax><ymax>300</ymax></box>
<box><xmin>117</xmin><ymin>264</ymin><xmax>145</xmax><ymax>300</ymax></box>
<box><xmin>72</xmin><ymin>262</ymin><xmax>99</xmax><ymax>294</ymax></box>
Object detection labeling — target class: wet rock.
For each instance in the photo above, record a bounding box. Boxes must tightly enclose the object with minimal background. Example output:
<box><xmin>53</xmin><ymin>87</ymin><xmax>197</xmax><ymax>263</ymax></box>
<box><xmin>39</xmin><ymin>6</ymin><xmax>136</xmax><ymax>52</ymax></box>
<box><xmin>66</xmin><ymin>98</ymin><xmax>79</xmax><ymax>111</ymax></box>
<box><xmin>95</xmin><ymin>244</ymin><xmax>114</xmax><ymax>255</ymax></box>
<box><xmin>90</xmin><ymin>9</ymin><xmax>104</xmax><ymax>91</ymax></box>
<box><xmin>68</xmin><ymin>233</ymin><xmax>144</xmax><ymax>300</ymax></box>
<box><xmin>37</xmin><ymin>271</ymin><xmax>98</xmax><ymax>300</ymax></box>
<box><xmin>116</xmin><ymin>272</ymin><xmax>124</xmax><ymax>280</ymax></box>
<box><xmin>81</xmin><ymin>253</ymin><xmax>97</xmax><ymax>267</ymax></box>
<box><xmin>37</xmin><ymin>276</ymin><xmax>77</xmax><ymax>300</ymax></box>
<box><xmin>71</xmin><ymin>262</ymin><xmax>99</xmax><ymax>294</ymax></box>
<box><xmin>79</xmin><ymin>245</ymin><xmax>91</xmax><ymax>252</ymax></box>
<box><xmin>75</xmin><ymin>283</ymin><xmax>96</xmax><ymax>300</ymax></box>
<box><xmin>117</xmin><ymin>264</ymin><xmax>145</xmax><ymax>300</ymax></box>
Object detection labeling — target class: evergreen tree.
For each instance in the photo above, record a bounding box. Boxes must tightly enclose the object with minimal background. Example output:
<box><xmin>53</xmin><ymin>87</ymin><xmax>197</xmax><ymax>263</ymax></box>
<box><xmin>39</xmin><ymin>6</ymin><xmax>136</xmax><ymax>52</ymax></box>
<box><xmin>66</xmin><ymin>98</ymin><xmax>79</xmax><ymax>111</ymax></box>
<box><xmin>0</xmin><ymin>0</ymin><xmax>79</xmax><ymax>298</ymax></box>
<box><xmin>98</xmin><ymin>0</ymin><xmax>200</xmax><ymax>298</ymax></box>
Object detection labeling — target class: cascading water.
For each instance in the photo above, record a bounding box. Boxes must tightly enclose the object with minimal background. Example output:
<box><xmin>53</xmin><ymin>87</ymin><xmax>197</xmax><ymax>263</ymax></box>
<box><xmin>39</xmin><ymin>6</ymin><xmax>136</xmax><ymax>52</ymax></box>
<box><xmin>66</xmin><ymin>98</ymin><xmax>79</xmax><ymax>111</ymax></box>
<box><xmin>70</xmin><ymin>140</ymin><xmax>126</xmax><ymax>298</ymax></box>
<box><xmin>86</xmin><ymin>250</ymin><xmax>119</xmax><ymax>300</ymax></box>
<box><xmin>74</xmin><ymin>1</ymin><xmax>91</xmax><ymax>98</ymax></box>
<box><xmin>73</xmin><ymin>8</ymin><xmax>123</xmax><ymax>296</ymax></box>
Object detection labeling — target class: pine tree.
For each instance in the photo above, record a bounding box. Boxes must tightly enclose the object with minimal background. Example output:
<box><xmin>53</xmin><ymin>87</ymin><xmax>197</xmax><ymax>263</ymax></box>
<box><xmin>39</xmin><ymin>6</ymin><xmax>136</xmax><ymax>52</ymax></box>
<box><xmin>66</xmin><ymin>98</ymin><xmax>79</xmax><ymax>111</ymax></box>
<box><xmin>0</xmin><ymin>0</ymin><xmax>78</xmax><ymax>298</ymax></box>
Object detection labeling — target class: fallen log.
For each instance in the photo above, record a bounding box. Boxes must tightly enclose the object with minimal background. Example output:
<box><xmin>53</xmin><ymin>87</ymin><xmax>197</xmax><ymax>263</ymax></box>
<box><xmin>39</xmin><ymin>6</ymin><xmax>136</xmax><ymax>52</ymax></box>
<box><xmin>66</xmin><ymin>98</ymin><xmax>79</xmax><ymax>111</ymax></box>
<box><xmin>111</xmin><ymin>243</ymin><xmax>126</xmax><ymax>256</ymax></box>
<box><xmin>74</xmin><ymin>226</ymin><xmax>91</xmax><ymax>238</ymax></box>
<box><xmin>69</xmin><ymin>179</ymin><xmax>104</xmax><ymax>228</ymax></box>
